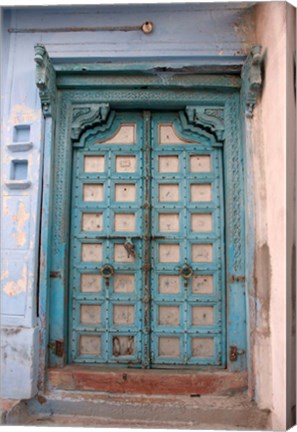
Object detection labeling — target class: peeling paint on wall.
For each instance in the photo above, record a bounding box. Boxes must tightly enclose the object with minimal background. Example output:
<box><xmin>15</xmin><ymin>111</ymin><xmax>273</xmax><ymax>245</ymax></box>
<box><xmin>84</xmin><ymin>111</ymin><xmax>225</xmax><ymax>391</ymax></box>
<box><xmin>3</xmin><ymin>265</ymin><xmax>27</xmax><ymax>297</ymax></box>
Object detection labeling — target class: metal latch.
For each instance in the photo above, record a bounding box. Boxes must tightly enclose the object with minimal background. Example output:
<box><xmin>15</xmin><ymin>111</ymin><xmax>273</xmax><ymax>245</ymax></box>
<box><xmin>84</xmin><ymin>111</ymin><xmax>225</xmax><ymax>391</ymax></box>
<box><xmin>49</xmin><ymin>340</ymin><xmax>64</xmax><ymax>357</ymax></box>
<box><xmin>229</xmin><ymin>345</ymin><xmax>245</xmax><ymax>361</ymax></box>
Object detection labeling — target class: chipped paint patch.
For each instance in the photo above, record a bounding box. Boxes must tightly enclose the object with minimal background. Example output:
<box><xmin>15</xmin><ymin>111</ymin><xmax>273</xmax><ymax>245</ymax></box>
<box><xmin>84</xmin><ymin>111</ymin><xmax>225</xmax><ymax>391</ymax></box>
<box><xmin>3</xmin><ymin>265</ymin><xmax>27</xmax><ymax>296</ymax></box>
<box><xmin>8</xmin><ymin>104</ymin><xmax>40</xmax><ymax>126</ymax></box>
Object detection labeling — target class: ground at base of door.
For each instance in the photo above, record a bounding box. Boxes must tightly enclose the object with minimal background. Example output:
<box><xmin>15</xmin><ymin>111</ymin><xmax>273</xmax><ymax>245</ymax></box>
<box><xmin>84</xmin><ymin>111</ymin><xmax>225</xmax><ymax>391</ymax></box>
<box><xmin>4</xmin><ymin>390</ymin><xmax>270</xmax><ymax>430</ymax></box>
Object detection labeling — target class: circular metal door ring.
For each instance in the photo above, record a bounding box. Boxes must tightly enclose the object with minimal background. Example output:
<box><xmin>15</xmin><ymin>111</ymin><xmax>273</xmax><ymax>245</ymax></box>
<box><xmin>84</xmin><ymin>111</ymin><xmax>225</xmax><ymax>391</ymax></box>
<box><xmin>100</xmin><ymin>264</ymin><xmax>114</xmax><ymax>279</ymax></box>
<box><xmin>179</xmin><ymin>265</ymin><xmax>193</xmax><ymax>280</ymax></box>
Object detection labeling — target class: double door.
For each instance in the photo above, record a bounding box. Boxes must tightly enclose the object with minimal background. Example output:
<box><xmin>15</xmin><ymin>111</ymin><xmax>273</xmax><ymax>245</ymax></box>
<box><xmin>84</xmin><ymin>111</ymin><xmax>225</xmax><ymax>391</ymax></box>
<box><xmin>69</xmin><ymin>110</ymin><xmax>225</xmax><ymax>367</ymax></box>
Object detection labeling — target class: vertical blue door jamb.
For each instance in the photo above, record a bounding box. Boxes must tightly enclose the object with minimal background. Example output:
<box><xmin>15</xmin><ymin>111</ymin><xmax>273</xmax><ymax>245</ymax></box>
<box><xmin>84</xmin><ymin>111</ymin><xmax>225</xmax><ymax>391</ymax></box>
<box><xmin>224</xmin><ymin>93</ymin><xmax>247</xmax><ymax>372</ymax></box>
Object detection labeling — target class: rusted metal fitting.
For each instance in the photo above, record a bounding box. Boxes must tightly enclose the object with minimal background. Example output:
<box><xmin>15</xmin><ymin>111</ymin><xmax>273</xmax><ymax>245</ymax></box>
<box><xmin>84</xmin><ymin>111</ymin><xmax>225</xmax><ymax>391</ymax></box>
<box><xmin>142</xmin><ymin>21</ymin><xmax>154</xmax><ymax>34</ymax></box>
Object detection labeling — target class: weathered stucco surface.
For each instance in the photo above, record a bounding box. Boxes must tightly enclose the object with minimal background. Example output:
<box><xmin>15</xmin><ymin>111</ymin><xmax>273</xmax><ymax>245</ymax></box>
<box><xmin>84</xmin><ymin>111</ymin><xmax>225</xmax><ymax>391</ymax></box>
<box><xmin>252</xmin><ymin>2</ymin><xmax>296</xmax><ymax>429</ymax></box>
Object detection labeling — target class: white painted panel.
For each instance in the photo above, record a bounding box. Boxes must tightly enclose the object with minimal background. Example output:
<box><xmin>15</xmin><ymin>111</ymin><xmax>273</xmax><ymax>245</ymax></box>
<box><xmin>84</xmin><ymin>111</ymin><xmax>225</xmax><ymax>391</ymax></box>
<box><xmin>158</xmin><ymin>306</ymin><xmax>180</xmax><ymax>326</ymax></box>
<box><xmin>159</xmin><ymin>213</ymin><xmax>180</xmax><ymax>232</ymax></box>
<box><xmin>191</xmin><ymin>184</ymin><xmax>212</xmax><ymax>202</ymax></box>
<box><xmin>159</xmin><ymin>184</ymin><xmax>179</xmax><ymax>202</ymax></box>
<box><xmin>80</xmin><ymin>304</ymin><xmax>101</xmax><ymax>325</ymax></box>
<box><xmin>192</xmin><ymin>244</ymin><xmax>213</xmax><ymax>262</ymax></box>
<box><xmin>81</xmin><ymin>274</ymin><xmax>102</xmax><ymax>293</ymax></box>
<box><xmin>159</xmin><ymin>275</ymin><xmax>180</xmax><ymax>294</ymax></box>
<box><xmin>83</xmin><ymin>184</ymin><xmax>104</xmax><ymax>202</ymax></box>
<box><xmin>158</xmin><ymin>337</ymin><xmax>180</xmax><ymax>357</ymax></box>
<box><xmin>113</xmin><ymin>305</ymin><xmax>135</xmax><ymax>325</ymax></box>
<box><xmin>80</xmin><ymin>335</ymin><xmax>101</xmax><ymax>356</ymax></box>
<box><xmin>81</xmin><ymin>244</ymin><xmax>103</xmax><ymax>262</ymax></box>
<box><xmin>114</xmin><ymin>244</ymin><xmax>135</xmax><ymax>263</ymax></box>
<box><xmin>192</xmin><ymin>338</ymin><xmax>214</xmax><ymax>358</ymax></box>
<box><xmin>158</xmin><ymin>155</ymin><xmax>179</xmax><ymax>172</ymax></box>
<box><xmin>192</xmin><ymin>275</ymin><xmax>213</xmax><ymax>294</ymax></box>
<box><xmin>112</xmin><ymin>335</ymin><xmax>134</xmax><ymax>356</ymax></box>
<box><xmin>115</xmin><ymin>184</ymin><xmax>136</xmax><ymax>202</ymax></box>
<box><xmin>190</xmin><ymin>155</ymin><xmax>211</xmax><ymax>172</ymax></box>
<box><xmin>114</xmin><ymin>274</ymin><xmax>135</xmax><ymax>293</ymax></box>
<box><xmin>191</xmin><ymin>213</ymin><xmax>212</xmax><ymax>232</ymax></box>
<box><xmin>192</xmin><ymin>306</ymin><xmax>214</xmax><ymax>326</ymax></box>
<box><xmin>82</xmin><ymin>213</ymin><xmax>103</xmax><ymax>231</ymax></box>
<box><xmin>97</xmin><ymin>124</ymin><xmax>135</xmax><ymax>144</ymax></box>
<box><xmin>84</xmin><ymin>156</ymin><xmax>105</xmax><ymax>173</ymax></box>
<box><xmin>114</xmin><ymin>213</ymin><xmax>136</xmax><ymax>232</ymax></box>
<box><xmin>116</xmin><ymin>156</ymin><xmax>136</xmax><ymax>173</ymax></box>
<box><xmin>159</xmin><ymin>244</ymin><xmax>180</xmax><ymax>263</ymax></box>
<box><xmin>159</xmin><ymin>124</ymin><xmax>195</xmax><ymax>144</ymax></box>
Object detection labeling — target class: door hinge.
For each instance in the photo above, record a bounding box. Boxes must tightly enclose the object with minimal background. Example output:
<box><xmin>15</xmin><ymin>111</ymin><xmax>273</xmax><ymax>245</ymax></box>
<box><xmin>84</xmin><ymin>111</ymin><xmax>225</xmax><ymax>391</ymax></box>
<box><xmin>49</xmin><ymin>340</ymin><xmax>64</xmax><ymax>357</ymax></box>
<box><xmin>229</xmin><ymin>275</ymin><xmax>245</xmax><ymax>283</ymax></box>
<box><xmin>229</xmin><ymin>345</ymin><xmax>245</xmax><ymax>361</ymax></box>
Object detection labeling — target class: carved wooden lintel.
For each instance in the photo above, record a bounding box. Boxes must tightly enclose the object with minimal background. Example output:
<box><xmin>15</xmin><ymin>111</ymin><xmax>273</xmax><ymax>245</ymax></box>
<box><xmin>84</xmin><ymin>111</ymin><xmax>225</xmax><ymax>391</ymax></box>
<box><xmin>34</xmin><ymin>44</ymin><xmax>56</xmax><ymax>118</ymax></box>
<box><xmin>242</xmin><ymin>45</ymin><xmax>264</xmax><ymax>118</ymax></box>
<box><xmin>71</xmin><ymin>103</ymin><xmax>111</xmax><ymax>142</ymax></box>
<box><xmin>184</xmin><ymin>106</ymin><xmax>225</xmax><ymax>141</ymax></box>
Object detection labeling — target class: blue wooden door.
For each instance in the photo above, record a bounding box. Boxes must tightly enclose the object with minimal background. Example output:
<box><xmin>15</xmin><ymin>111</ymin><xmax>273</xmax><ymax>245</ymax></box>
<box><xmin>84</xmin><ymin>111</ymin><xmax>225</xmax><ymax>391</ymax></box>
<box><xmin>69</xmin><ymin>110</ymin><xmax>225</xmax><ymax>367</ymax></box>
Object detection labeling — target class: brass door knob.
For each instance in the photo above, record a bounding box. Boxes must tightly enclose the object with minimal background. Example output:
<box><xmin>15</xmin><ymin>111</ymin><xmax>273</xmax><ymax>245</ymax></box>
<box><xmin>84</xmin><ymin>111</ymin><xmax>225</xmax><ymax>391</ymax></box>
<box><xmin>100</xmin><ymin>264</ymin><xmax>114</xmax><ymax>279</ymax></box>
<box><xmin>179</xmin><ymin>265</ymin><xmax>193</xmax><ymax>280</ymax></box>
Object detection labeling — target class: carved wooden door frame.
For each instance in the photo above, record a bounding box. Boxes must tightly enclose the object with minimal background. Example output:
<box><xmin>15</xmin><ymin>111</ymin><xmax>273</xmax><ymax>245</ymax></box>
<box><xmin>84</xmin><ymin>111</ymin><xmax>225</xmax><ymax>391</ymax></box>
<box><xmin>35</xmin><ymin>44</ymin><xmax>263</xmax><ymax>381</ymax></box>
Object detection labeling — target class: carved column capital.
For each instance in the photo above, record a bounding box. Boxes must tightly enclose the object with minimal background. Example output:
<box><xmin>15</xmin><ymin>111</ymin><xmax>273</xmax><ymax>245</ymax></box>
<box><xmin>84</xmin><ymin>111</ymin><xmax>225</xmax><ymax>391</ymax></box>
<box><xmin>242</xmin><ymin>45</ymin><xmax>264</xmax><ymax>118</ymax></box>
<box><xmin>34</xmin><ymin>44</ymin><xmax>57</xmax><ymax>118</ymax></box>
<box><xmin>71</xmin><ymin>103</ymin><xmax>111</xmax><ymax>142</ymax></box>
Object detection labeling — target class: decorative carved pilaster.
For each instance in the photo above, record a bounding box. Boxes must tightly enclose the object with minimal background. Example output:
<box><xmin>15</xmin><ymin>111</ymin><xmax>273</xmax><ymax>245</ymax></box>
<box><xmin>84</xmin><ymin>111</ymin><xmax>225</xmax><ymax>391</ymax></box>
<box><xmin>184</xmin><ymin>106</ymin><xmax>225</xmax><ymax>141</ymax></box>
<box><xmin>34</xmin><ymin>44</ymin><xmax>56</xmax><ymax>118</ymax></box>
<box><xmin>241</xmin><ymin>45</ymin><xmax>264</xmax><ymax>118</ymax></box>
<box><xmin>71</xmin><ymin>103</ymin><xmax>111</xmax><ymax>142</ymax></box>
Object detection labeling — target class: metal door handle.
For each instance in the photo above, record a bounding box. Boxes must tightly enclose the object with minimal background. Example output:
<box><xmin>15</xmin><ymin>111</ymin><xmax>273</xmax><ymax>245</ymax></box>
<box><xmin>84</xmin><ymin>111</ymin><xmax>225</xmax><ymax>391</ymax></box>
<box><xmin>179</xmin><ymin>264</ymin><xmax>193</xmax><ymax>280</ymax></box>
<box><xmin>100</xmin><ymin>264</ymin><xmax>114</xmax><ymax>279</ymax></box>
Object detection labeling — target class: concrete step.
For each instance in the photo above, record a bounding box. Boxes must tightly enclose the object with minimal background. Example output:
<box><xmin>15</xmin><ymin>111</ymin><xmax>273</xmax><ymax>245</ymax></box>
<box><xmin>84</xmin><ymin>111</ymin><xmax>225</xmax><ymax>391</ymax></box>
<box><xmin>5</xmin><ymin>390</ymin><xmax>271</xmax><ymax>429</ymax></box>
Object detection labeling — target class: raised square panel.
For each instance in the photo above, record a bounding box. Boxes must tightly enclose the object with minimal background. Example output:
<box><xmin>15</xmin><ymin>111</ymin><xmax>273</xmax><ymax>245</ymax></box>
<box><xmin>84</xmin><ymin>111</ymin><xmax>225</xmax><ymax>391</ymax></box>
<box><xmin>190</xmin><ymin>184</ymin><xmax>212</xmax><ymax>202</ymax></box>
<box><xmin>84</xmin><ymin>156</ymin><xmax>104</xmax><ymax>173</ymax></box>
<box><xmin>159</xmin><ymin>213</ymin><xmax>179</xmax><ymax>232</ymax></box>
<box><xmin>115</xmin><ymin>184</ymin><xmax>136</xmax><ymax>202</ymax></box>
<box><xmin>192</xmin><ymin>338</ymin><xmax>214</xmax><ymax>358</ymax></box>
<box><xmin>158</xmin><ymin>337</ymin><xmax>180</xmax><ymax>357</ymax></box>
<box><xmin>81</xmin><ymin>244</ymin><xmax>102</xmax><ymax>262</ymax></box>
<box><xmin>191</xmin><ymin>214</ymin><xmax>212</xmax><ymax>232</ymax></box>
<box><xmin>113</xmin><ymin>305</ymin><xmax>135</xmax><ymax>325</ymax></box>
<box><xmin>114</xmin><ymin>274</ymin><xmax>135</xmax><ymax>293</ymax></box>
<box><xmin>158</xmin><ymin>155</ymin><xmax>179</xmax><ymax>173</ymax></box>
<box><xmin>81</xmin><ymin>274</ymin><xmax>102</xmax><ymax>293</ymax></box>
<box><xmin>83</xmin><ymin>184</ymin><xmax>104</xmax><ymax>202</ymax></box>
<box><xmin>159</xmin><ymin>244</ymin><xmax>180</xmax><ymax>263</ymax></box>
<box><xmin>159</xmin><ymin>275</ymin><xmax>180</xmax><ymax>294</ymax></box>
<box><xmin>159</xmin><ymin>184</ymin><xmax>179</xmax><ymax>202</ymax></box>
<box><xmin>158</xmin><ymin>306</ymin><xmax>180</xmax><ymax>326</ymax></box>
<box><xmin>192</xmin><ymin>244</ymin><xmax>213</xmax><ymax>263</ymax></box>
<box><xmin>114</xmin><ymin>244</ymin><xmax>135</xmax><ymax>263</ymax></box>
<box><xmin>114</xmin><ymin>213</ymin><xmax>136</xmax><ymax>232</ymax></box>
<box><xmin>82</xmin><ymin>213</ymin><xmax>103</xmax><ymax>231</ymax></box>
<box><xmin>116</xmin><ymin>156</ymin><xmax>136</xmax><ymax>173</ymax></box>
<box><xmin>80</xmin><ymin>305</ymin><xmax>101</xmax><ymax>325</ymax></box>
<box><xmin>192</xmin><ymin>275</ymin><xmax>213</xmax><ymax>294</ymax></box>
<box><xmin>80</xmin><ymin>335</ymin><xmax>101</xmax><ymax>356</ymax></box>
<box><xmin>112</xmin><ymin>335</ymin><xmax>134</xmax><ymax>356</ymax></box>
<box><xmin>103</xmin><ymin>124</ymin><xmax>135</xmax><ymax>144</ymax></box>
<box><xmin>192</xmin><ymin>306</ymin><xmax>214</xmax><ymax>326</ymax></box>
<box><xmin>190</xmin><ymin>155</ymin><xmax>211</xmax><ymax>172</ymax></box>
<box><xmin>159</xmin><ymin>124</ymin><xmax>195</xmax><ymax>145</ymax></box>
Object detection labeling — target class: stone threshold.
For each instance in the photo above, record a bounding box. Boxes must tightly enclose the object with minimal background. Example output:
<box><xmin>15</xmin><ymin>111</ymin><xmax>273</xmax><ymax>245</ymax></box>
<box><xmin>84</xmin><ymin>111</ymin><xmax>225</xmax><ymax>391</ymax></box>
<box><xmin>48</xmin><ymin>365</ymin><xmax>248</xmax><ymax>396</ymax></box>
<box><xmin>4</xmin><ymin>389</ymin><xmax>271</xmax><ymax>429</ymax></box>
